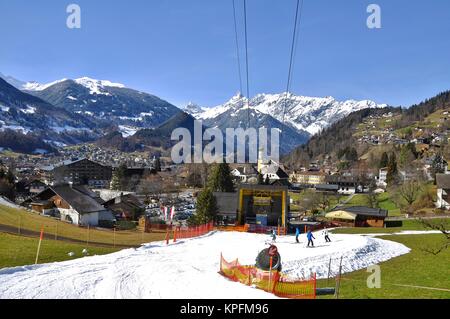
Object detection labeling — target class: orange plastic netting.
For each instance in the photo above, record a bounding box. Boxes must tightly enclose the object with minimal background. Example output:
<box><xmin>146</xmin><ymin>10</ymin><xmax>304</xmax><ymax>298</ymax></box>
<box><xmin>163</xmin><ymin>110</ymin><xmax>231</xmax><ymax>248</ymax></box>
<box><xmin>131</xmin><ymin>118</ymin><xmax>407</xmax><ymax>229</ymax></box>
<box><xmin>220</xmin><ymin>254</ymin><xmax>316</xmax><ymax>299</ymax></box>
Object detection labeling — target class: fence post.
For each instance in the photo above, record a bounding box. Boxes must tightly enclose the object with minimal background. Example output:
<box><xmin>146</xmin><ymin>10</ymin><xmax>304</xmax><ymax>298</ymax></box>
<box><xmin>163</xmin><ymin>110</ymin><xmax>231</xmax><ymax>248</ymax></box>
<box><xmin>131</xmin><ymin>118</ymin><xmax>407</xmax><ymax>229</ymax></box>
<box><xmin>165</xmin><ymin>229</ymin><xmax>170</xmax><ymax>245</ymax></box>
<box><xmin>313</xmin><ymin>273</ymin><xmax>317</xmax><ymax>299</ymax></box>
<box><xmin>327</xmin><ymin>257</ymin><xmax>332</xmax><ymax>286</ymax></box>
<box><xmin>86</xmin><ymin>225</ymin><xmax>90</xmax><ymax>247</ymax></box>
<box><xmin>173</xmin><ymin>227</ymin><xmax>177</xmax><ymax>243</ymax></box>
<box><xmin>18</xmin><ymin>216</ymin><xmax>21</xmax><ymax>235</ymax></box>
<box><xmin>335</xmin><ymin>256</ymin><xmax>343</xmax><ymax>299</ymax></box>
<box><xmin>35</xmin><ymin>227</ymin><xmax>44</xmax><ymax>265</ymax></box>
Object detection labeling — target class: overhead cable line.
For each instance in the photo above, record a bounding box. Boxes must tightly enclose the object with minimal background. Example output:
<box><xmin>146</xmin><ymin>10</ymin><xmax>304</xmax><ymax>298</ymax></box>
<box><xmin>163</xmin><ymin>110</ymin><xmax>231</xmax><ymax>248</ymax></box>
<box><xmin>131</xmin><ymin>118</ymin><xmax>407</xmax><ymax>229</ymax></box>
<box><xmin>282</xmin><ymin>0</ymin><xmax>304</xmax><ymax>123</ymax></box>
<box><xmin>232</xmin><ymin>0</ymin><xmax>243</xmax><ymax>96</ymax></box>
<box><xmin>243</xmin><ymin>0</ymin><xmax>250</xmax><ymax>128</ymax></box>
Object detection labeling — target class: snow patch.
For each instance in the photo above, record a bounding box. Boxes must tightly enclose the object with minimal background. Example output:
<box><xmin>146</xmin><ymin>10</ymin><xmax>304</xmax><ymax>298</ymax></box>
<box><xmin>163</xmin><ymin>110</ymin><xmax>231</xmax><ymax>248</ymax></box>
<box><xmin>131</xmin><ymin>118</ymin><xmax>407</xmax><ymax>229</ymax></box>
<box><xmin>0</xmin><ymin>231</ymin><xmax>409</xmax><ymax>299</ymax></box>
<box><xmin>20</xmin><ymin>106</ymin><xmax>36</xmax><ymax>114</ymax></box>
<box><xmin>0</xmin><ymin>197</ymin><xmax>22</xmax><ymax>210</ymax></box>
<box><xmin>118</xmin><ymin>125</ymin><xmax>138</xmax><ymax>137</ymax></box>
<box><xmin>74</xmin><ymin>77</ymin><xmax>125</xmax><ymax>96</ymax></box>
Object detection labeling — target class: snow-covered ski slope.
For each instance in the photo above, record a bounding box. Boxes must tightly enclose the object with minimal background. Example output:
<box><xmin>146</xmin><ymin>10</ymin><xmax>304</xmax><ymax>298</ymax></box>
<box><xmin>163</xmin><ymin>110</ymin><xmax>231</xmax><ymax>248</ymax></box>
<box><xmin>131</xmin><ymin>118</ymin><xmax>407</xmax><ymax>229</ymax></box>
<box><xmin>0</xmin><ymin>231</ymin><xmax>410</xmax><ymax>299</ymax></box>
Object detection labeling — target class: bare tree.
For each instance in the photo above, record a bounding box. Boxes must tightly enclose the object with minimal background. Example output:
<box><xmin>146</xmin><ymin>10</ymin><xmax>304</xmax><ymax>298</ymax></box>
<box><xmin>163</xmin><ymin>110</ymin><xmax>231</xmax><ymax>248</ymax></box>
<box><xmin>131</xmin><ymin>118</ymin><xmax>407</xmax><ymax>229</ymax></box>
<box><xmin>418</xmin><ymin>218</ymin><xmax>450</xmax><ymax>255</ymax></box>
<box><xmin>397</xmin><ymin>180</ymin><xmax>422</xmax><ymax>214</ymax></box>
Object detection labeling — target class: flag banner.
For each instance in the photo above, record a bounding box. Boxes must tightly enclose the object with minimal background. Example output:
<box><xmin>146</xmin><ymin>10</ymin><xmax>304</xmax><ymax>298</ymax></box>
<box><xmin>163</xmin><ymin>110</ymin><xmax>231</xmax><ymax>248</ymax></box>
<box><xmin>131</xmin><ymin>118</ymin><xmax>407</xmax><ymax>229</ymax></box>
<box><xmin>170</xmin><ymin>206</ymin><xmax>176</xmax><ymax>221</ymax></box>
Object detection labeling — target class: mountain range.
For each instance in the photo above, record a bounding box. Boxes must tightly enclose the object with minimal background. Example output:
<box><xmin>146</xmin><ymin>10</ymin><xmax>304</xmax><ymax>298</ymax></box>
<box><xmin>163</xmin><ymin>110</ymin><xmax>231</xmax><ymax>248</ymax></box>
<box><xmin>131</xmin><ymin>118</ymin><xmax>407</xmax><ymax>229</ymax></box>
<box><xmin>0</xmin><ymin>72</ymin><xmax>387</xmax><ymax>155</ymax></box>
<box><xmin>185</xmin><ymin>92</ymin><xmax>387</xmax><ymax>136</ymax></box>
<box><xmin>24</xmin><ymin>77</ymin><xmax>180</xmax><ymax>129</ymax></box>
<box><xmin>0</xmin><ymin>77</ymin><xmax>101</xmax><ymax>152</ymax></box>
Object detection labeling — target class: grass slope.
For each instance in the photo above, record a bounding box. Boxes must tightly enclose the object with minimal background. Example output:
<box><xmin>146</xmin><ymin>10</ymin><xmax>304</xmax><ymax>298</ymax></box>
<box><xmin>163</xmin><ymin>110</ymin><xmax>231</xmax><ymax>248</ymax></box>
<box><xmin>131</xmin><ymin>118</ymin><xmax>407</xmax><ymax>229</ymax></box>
<box><xmin>0</xmin><ymin>233</ymin><xmax>119</xmax><ymax>269</ymax></box>
<box><xmin>331</xmin><ymin>218</ymin><xmax>450</xmax><ymax>234</ymax></box>
<box><xmin>318</xmin><ymin>234</ymin><xmax>450</xmax><ymax>299</ymax></box>
<box><xmin>0</xmin><ymin>204</ymin><xmax>167</xmax><ymax>246</ymax></box>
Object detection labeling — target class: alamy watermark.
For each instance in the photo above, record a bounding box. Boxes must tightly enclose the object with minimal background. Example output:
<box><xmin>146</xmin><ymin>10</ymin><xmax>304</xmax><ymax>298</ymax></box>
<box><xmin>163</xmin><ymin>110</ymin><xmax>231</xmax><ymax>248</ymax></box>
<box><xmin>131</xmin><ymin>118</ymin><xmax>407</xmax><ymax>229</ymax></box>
<box><xmin>66</xmin><ymin>4</ymin><xmax>81</xmax><ymax>29</ymax></box>
<box><xmin>171</xmin><ymin>120</ymin><xmax>280</xmax><ymax>164</ymax></box>
<box><xmin>367</xmin><ymin>265</ymin><xmax>381</xmax><ymax>288</ymax></box>
<box><xmin>367</xmin><ymin>4</ymin><xmax>381</xmax><ymax>29</ymax></box>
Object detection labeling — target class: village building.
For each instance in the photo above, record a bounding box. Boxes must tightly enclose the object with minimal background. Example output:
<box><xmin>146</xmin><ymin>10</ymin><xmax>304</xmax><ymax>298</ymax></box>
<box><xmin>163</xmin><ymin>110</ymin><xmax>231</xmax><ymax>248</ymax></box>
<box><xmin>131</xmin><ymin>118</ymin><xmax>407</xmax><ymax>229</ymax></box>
<box><xmin>44</xmin><ymin>158</ymin><xmax>112</xmax><ymax>188</ymax></box>
<box><xmin>230</xmin><ymin>165</ymin><xmax>258</xmax><ymax>184</ymax></box>
<box><xmin>15</xmin><ymin>178</ymin><xmax>47</xmax><ymax>199</ymax></box>
<box><xmin>326</xmin><ymin>206</ymin><xmax>388</xmax><ymax>228</ymax></box>
<box><xmin>325</xmin><ymin>175</ymin><xmax>358</xmax><ymax>195</ymax></box>
<box><xmin>289</xmin><ymin>170</ymin><xmax>326</xmax><ymax>186</ymax></box>
<box><xmin>214</xmin><ymin>192</ymin><xmax>238</xmax><ymax>225</ymax></box>
<box><xmin>259</xmin><ymin>163</ymin><xmax>289</xmax><ymax>183</ymax></box>
<box><xmin>25</xmin><ymin>185</ymin><xmax>114</xmax><ymax>226</ymax></box>
<box><xmin>256</xmin><ymin>147</ymin><xmax>289</xmax><ymax>183</ymax></box>
<box><xmin>436</xmin><ymin>174</ymin><xmax>450</xmax><ymax>210</ymax></box>
<box><xmin>213</xmin><ymin>184</ymin><xmax>289</xmax><ymax>228</ymax></box>
<box><xmin>376</xmin><ymin>167</ymin><xmax>388</xmax><ymax>188</ymax></box>
<box><xmin>104</xmin><ymin>193</ymin><xmax>146</xmax><ymax>220</ymax></box>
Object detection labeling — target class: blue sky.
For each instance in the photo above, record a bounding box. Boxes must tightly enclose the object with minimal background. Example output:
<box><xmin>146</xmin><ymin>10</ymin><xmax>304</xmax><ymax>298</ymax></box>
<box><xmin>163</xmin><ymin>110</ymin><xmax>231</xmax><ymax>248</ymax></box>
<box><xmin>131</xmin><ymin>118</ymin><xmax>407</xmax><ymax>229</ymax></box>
<box><xmin>0</xmin><ymin>0</ymin><xmax>449</xmax><ymax>108</ymax></box>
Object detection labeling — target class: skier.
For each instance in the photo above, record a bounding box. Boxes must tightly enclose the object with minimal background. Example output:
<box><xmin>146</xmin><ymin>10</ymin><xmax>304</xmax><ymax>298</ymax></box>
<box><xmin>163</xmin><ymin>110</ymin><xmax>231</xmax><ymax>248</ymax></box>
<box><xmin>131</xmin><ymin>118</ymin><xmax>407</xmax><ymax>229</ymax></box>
<box><xmin>323</xmin><ymin>227</ymin><xmax>331</xmax><ymax>243</ymax></box>
<box><xmin>307</xmin><ymin>229</ymin><xmax>315</xmax><ymax>247</ymax></box>
<box><xmin>271</xmin><ymin>229</ymin><xmax>277</xmax><ymax>243</ymax></box>
<box><xmin>295</xmin><ymin>227</ymin><xmax>300</xmax><ymax>243</ymax></box>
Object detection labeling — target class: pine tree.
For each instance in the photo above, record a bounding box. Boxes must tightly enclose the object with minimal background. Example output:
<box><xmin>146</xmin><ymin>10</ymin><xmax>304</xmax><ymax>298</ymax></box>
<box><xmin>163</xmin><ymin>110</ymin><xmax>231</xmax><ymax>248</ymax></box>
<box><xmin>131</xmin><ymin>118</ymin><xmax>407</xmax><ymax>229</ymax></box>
<box><xmin>111</xmin><ymin>164</ymin><xmax>127</xmax><ymax>190</ymax></box>
<box><xmin>207</xmin><ymin>163</ymin><xmax>235</xmax><ymax>192</ymax></box>
<box><xmin>386</xmin><ymin>153</ymin><xmax>399</xmax><ymax>186</ymax></box>
<box><xmin>431</xmin><ymin>154</ymin><xmax>446</xmax><ymax>183</ymax></box>
<box><xmin>110</xmin><ymin>174</ymin><xmax>121</xmax><ymax>190</ymax></box>
<box><xmin>191</xmin><ymin>188</ymin><xmax>218</xmax><ymax>225</ymax></box>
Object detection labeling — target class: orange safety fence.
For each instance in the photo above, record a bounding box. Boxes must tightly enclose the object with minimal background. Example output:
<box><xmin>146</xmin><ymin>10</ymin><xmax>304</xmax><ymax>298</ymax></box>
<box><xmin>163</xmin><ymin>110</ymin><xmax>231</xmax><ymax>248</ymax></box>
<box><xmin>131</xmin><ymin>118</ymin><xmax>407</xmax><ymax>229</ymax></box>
<box><xmin>217</xmin><ymin>224</ymin><xmax>287</xmax><ymax>235</ymax></box>
<box><xmin>170</xmin><ymin>222</ymin><xmax>214</xmax><ymax>243</ymax></box>
<box><xmin>219</xmin><ymin>253</ymin><xmax>316</xmax><ymax>299</ymax></box>
<box><xmin>216</xmin><ymin>225</ymin><xmax>250</xmax><ymax>232</ymax></box>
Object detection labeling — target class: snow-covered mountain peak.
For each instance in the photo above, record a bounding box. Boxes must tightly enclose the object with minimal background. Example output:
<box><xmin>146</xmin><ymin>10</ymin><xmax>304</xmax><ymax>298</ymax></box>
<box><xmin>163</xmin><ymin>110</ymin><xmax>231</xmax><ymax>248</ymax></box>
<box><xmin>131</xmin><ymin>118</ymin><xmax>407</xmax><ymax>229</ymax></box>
<box><xmin>21</xmin><ymin>77</ymin><xmax>126</xmax><ymax>95</ymax></box>
<box><xmin>74</xmin><ymin>77</ymin><xmax>125</xmax><ymax>89</ymax></box>
<box><xmin>185</xmin><ymin>92</ymin><xmax>387</xmax><ymax>136</ymax></box>
<box><xmin>73</xmin><ymin>77</ymin><xmax>126</xmax><ymax>96</ymax></box>
<box><xmin>183</xmin><ymin>102</ymin><xmax>204</xmax><ymax>115</ymax></box>
<box><xmin>23</xmin><ymin>79</ymin><xmax>68</xmax><ymax>91</ymax></box>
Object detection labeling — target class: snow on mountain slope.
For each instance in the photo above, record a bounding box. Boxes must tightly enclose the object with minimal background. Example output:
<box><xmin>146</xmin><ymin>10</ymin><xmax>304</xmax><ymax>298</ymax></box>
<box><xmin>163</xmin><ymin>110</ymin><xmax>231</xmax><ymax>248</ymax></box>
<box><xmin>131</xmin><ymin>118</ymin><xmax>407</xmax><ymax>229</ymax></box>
<box><xmin>0</xmin><ymin>231</ymin><xmax>409</xmax><ymax>299</ymax></box>
<box><xmin>182</xmin><ymin>93</ymin><xmax>311</xmax><ymax>154</ymax></box>
<box><xmin>22</xmin><ymin>79</ymin><xmax>69</xmax><ymax>92</ymax></box>
<box><xmin>22</xmin><ymin>77</ymin><xmax>125</xmax><ymax>94</ymax></box>
<box><xmin>185</xmin><ymin>93</ymin><xmax>387</xmax><ymax>136</ymax></box>
<box><xmin>27</xmin><ymin>77</ymin><xmax>180</xmax><ymax>129</ymax></box>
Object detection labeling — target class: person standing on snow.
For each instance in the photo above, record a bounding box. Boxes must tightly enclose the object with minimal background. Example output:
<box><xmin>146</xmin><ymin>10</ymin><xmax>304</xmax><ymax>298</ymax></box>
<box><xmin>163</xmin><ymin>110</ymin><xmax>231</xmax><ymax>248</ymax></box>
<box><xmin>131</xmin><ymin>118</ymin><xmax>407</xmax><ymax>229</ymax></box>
<box><xmin>323</xmin><ymin>227</ymin><xmax>331</xmax><ymax>243</ymax></box>
<box><xmin>295</xmin><ymin>227</ymin><xmax>300</xmax><ymax>243</ymax></box>
<box><xmin>307</xmin><ymin>229</ymin><xmax>315</xmax><ymax>247</ymax></box>
<box><xmin>271</xmin><ymin>229</ymin><xmax>277</xmax><ymax>242</ymax></box>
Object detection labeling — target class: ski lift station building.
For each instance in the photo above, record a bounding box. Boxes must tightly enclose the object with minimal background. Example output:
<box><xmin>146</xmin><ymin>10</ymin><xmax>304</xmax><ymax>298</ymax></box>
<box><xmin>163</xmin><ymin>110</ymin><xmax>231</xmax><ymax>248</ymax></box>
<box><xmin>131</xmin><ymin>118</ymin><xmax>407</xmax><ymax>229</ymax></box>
<box><xmin>215</xmin><ymin>184</ymin><xmax>289</xmax><ymax>228</ymax></box>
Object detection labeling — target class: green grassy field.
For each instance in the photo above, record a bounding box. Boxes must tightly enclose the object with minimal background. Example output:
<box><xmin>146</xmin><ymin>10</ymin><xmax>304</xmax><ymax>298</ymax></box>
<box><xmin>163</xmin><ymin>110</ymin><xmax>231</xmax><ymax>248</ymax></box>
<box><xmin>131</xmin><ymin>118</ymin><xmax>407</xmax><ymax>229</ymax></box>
<box><xmin>318</xmin><ymin>234</ymin><xmax>450</xmax><ymax>299</ymax></box>
<box><xmin>344</xmin><ymin>193</ymin><xmax>402</xmax><ymax>217</ymax></box>
<box><xmin>289</xmin><ymin>191</ymin><xmax>349</xmax><ymax>212</ymax></box>
<box><xmin>0</xmin><ymin>233</ymin><xmax>119</xmax><ymax>269</ymax></box>
<box><xmin>0</xmin><ymin>204</ymin><xmax>167</xmax><ymax>246</ymax></box>
<box><xmin>330</xmin><ymin>218</ymin><xmax>450</xmax><ymax>234</ymax></box>
<box><xmin>376</xmin><ymin>192</ymin><xmax>402</xmax><ymax>216</ymax></box>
